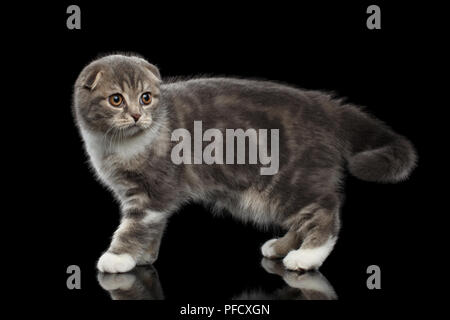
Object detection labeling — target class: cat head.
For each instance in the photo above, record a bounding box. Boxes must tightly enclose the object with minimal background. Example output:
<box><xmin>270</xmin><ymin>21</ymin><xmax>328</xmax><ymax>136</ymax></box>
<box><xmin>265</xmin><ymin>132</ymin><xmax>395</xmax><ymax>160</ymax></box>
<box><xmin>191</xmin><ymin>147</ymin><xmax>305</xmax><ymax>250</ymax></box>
<box><xmin>73</xmin><ymin>54</ymin><xmax>162</xmax><ymax>137</ymax></box>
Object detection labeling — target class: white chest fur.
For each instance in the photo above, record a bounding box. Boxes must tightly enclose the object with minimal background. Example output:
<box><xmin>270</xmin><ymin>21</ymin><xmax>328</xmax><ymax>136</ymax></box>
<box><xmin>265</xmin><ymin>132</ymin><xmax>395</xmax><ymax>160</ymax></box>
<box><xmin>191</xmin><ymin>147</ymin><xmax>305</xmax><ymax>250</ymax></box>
<box><xmin>79</xmin><ymin>126</ymin><xmax>158</xmax><ymax>185</ymax></box>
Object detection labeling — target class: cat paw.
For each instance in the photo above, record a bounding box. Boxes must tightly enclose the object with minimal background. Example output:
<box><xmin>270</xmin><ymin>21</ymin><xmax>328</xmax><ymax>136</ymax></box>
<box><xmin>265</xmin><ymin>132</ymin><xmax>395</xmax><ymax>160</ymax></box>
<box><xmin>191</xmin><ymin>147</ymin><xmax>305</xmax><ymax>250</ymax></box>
<box><xmin>97</xmin><ymin>252</ymin><xmax>136</xmax><ymax>273</ymax></box>
<box><xmin>283</xmin><ymin>250</ymin><xmax>318</xmax><ymax>271</ymax></box>
<box><xmin>283</xmin><ymin>237</ymin><xmax>336</xmax><ymax>271</ymax></box>
<box><xmin>261</xmin><ymin>238</ymin><xmax>278</xmax><ymax>258</ymax></box>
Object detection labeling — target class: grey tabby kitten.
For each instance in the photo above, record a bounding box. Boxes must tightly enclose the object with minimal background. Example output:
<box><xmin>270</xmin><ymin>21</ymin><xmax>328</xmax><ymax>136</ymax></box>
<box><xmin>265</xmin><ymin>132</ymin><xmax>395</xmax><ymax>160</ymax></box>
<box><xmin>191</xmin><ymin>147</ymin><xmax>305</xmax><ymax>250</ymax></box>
<box><xmin>73</xmin><ymin>54</ymin><xmax>416</xmax><ymax>273</ymax></box>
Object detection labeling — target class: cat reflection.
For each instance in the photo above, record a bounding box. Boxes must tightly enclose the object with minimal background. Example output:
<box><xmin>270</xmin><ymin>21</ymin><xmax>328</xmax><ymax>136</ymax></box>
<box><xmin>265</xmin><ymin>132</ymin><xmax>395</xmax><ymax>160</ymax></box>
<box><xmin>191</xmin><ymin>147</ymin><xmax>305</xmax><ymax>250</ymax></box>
<box><xmin>97</xmin><ymin>259</ymin><xmax>336</xmax><ymax>300</ymax></box>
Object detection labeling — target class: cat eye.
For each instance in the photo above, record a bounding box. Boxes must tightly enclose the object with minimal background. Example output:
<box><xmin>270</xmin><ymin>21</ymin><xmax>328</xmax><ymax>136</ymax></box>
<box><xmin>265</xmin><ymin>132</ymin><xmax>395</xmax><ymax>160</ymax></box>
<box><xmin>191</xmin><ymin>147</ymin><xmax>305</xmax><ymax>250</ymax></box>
<box><xmin>140</xmin><ymin>92</ymin><xmax>152</xmax><ymax>105</ymax></box>
<box><xmin>109</xmin><ymin>94</ymin><xmax>124</xmax><ymax>107</ymax></box>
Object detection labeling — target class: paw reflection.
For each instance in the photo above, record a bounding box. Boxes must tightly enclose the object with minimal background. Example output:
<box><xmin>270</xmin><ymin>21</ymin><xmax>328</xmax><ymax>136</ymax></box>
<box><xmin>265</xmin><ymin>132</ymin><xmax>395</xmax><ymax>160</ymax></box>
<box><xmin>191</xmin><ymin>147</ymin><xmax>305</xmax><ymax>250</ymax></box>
<box><xmin>97</xmin><ymin>259</ymin><xmax>336</xmax><ymax>300</ymax></box>
<box><xmin>257</xmin><ymin>258</ymin><xmax>337</xmax><ymax>300</ymax></box>
<box><xmin>97</xmin><ymin>265</ymin><xmax>164</xmax><ymax>300</ymax></box>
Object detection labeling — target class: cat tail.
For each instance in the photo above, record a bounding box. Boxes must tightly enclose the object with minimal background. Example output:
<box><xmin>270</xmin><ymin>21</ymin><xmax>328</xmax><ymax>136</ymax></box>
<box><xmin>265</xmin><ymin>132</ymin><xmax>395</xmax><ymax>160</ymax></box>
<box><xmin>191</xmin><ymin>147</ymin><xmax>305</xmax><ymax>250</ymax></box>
<box><xmin>339</xmin><ymin>105</ymin><xmax>417</xmax><ymax>183</ymax></box>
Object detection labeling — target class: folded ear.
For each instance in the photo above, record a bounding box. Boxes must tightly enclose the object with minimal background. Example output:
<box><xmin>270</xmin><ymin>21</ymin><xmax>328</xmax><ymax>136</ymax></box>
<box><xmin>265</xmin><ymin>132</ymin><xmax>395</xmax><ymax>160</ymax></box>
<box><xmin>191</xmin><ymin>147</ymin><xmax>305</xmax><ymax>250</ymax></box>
<box><xmin>82</xmin><ymin>69</ymin><xmax>103</xmax><ymax>91</ymax></box>
<box><xmin>146</xmin><ymin>63</ymin><xmax>161</xmax><ymax>80</ymax></box>
<box><xmin>139</xmin><ymin>60</ymin><xmax>161</xmax><ymax>82</ymax></box>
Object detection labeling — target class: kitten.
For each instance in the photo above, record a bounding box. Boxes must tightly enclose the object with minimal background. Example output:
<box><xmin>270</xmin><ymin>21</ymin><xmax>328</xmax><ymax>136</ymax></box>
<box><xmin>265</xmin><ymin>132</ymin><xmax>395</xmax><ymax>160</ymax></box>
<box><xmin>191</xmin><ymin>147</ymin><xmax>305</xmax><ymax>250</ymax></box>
<box><xmin>73</xmin><ymin>54</ymin><xmax>417</xmax><ymax>273</ymax></box>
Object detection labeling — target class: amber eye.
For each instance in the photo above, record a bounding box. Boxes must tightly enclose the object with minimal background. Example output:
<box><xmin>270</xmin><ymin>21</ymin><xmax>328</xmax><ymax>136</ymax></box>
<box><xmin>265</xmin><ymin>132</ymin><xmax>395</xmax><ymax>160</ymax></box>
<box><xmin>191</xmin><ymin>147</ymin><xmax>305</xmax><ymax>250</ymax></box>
<box><xmin>140</xmin><ymin>92</ymin><xmax>152</xmax><ymax>105</ymax></box>
<box><xmin>109</xmin><ymin>94</ymin><xmax>124</xmax><ymax>107</ymax></box>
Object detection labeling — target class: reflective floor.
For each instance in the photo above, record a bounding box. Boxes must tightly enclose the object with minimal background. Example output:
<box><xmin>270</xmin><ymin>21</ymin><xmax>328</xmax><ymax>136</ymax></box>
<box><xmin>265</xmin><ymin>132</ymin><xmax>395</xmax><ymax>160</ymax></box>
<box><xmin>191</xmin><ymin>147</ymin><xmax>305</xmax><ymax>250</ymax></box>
<box><xmin>97</xmin><ymin>258</ymin><xmax>337</xmax><ymax>300</ymax></box>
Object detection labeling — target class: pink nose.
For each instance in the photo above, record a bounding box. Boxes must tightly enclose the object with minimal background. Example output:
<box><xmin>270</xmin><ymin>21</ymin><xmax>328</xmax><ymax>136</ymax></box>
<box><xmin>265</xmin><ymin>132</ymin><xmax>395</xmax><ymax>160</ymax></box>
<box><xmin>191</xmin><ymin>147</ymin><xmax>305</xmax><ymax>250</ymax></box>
<box><xmin>131</xmin><ymin>113</ymin><xmax>141</xmax><ymax>122</ymax></box>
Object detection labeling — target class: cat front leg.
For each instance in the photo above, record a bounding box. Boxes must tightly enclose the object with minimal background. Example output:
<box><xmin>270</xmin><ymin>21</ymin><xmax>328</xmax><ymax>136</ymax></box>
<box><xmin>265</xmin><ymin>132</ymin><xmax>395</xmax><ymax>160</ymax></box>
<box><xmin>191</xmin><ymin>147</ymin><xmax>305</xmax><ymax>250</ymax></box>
<box><xmin>97</xmin><ymin>205</ymin><xmax>168</xmax><ymax>273</ymax></box>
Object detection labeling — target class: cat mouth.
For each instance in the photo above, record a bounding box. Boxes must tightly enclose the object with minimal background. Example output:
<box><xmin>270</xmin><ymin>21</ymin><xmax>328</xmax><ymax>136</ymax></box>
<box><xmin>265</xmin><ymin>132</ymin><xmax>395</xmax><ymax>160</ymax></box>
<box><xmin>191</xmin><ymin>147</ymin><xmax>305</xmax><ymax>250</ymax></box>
<box><xmin>127</xmin><ymin>123</ymin><xmax>154</xmax><ymax>137</ymax></box>
<box><xmin>114</xmin><ymin>122</ymin><xmax>150</xmax><ymax>137</ymax></box>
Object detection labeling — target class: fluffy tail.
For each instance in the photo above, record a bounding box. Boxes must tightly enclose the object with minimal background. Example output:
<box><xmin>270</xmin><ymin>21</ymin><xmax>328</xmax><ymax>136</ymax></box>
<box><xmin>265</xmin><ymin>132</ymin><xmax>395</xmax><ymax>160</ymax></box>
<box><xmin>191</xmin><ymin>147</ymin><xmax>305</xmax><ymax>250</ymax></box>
<box><xmin>338</xmin><ymin>105</ymin><xmax>417</xmax><ymax>183</ymax></box>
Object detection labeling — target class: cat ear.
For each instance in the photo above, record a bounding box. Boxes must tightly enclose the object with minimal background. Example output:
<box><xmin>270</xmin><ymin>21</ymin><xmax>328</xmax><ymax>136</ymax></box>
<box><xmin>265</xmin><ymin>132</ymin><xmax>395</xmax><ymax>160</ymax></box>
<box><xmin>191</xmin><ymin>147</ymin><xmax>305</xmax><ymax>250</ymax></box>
<box><xmin>141</xmin><ymin>61</ymin><xmax>161</xmax><ymax>82</ymax></box>
<box><xmin>83</xmin><ymin>70</ymin><xmax>103</xmax><ymax>91</ymax></box>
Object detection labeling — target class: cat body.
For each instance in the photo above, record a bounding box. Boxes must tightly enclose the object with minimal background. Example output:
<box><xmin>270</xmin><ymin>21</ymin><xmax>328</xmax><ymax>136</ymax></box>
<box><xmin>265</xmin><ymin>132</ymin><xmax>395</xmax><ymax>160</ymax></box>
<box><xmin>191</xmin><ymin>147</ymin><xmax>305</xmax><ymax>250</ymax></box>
<box><xmin>73</xmin><ymin>54</ymin><xmax>416</xmax><ymax>273</ymax></box>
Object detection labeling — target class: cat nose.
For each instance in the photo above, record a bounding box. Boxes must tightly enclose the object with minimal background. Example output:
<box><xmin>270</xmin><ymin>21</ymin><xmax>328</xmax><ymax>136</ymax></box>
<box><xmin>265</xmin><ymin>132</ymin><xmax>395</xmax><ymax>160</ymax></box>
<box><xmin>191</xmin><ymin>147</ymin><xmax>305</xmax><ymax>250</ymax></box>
<box><xmin>130</xmin><ymin>113</ymin><xmax>141</xmax><ymax>122</ymax></box>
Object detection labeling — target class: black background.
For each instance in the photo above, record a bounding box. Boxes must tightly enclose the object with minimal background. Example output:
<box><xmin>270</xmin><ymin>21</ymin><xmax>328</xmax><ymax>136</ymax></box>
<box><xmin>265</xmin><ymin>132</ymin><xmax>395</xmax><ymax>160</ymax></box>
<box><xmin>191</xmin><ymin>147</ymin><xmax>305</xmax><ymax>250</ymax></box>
<box><xmin>11</xmin><ymin>0</ymin><xmax>437</xmax><ymax>315</ymax></box>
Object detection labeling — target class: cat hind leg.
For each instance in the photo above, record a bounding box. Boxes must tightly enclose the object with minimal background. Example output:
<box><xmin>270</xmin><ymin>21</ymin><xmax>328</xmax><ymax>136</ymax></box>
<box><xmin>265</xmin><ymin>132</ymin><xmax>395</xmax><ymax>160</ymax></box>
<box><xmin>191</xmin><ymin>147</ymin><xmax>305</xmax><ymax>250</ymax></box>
<box><xmin>261</xmin><ymin>229</ymin><xmax>303</xmax><ymax>259</ymax></box>
<box><xmin>282</xmin><ymin>196</ymin><xmax>341</xmax><ymax>271</ymax></box>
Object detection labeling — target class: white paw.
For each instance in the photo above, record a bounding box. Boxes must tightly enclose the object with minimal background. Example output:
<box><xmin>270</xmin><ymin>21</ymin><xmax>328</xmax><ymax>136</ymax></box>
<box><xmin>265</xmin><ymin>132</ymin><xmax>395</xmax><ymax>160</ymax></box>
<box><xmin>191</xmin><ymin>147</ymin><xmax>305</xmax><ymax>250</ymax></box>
<box><xmin>97</xmin><ymin>273</ymin><xmax>137</xmax><ymax>291</ymax></box>
<box><xmin>283</xmin><ymin>250</ymin><xmax>313</xmax><ymax>270</ymax></box>
<box><xmin>97</xmin><ymin>252</ymin><xmax>136</xmax><ymax>273</ymax></box>
<box><xmin>261</xmin><ymin>238</ymin><xmax>278</xmax><ymax>258</ymax></box>
<box><xmin>282</xmin><ymin>237</ymin><xmax>336</xmax><ymax>271</ymax></box>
